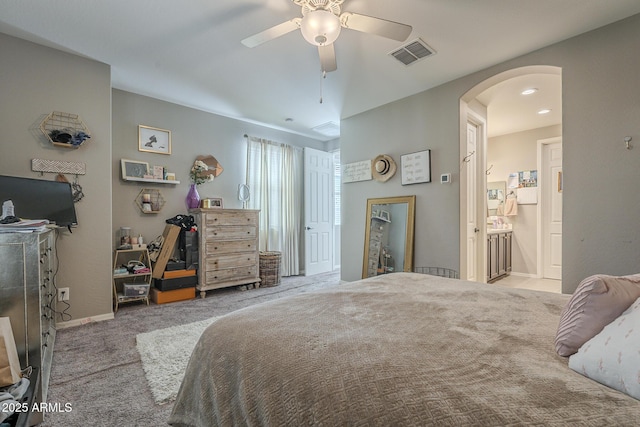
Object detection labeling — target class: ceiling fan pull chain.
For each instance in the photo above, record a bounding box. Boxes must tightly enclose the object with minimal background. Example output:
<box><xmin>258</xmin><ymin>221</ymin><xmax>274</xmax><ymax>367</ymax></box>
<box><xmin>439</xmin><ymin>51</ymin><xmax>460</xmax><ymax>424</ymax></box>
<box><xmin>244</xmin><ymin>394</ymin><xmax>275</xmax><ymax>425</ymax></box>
<box><xmin>319</xmin><ymin>70</ymin><xmax>326</xmax><ymax>104</ymax></box>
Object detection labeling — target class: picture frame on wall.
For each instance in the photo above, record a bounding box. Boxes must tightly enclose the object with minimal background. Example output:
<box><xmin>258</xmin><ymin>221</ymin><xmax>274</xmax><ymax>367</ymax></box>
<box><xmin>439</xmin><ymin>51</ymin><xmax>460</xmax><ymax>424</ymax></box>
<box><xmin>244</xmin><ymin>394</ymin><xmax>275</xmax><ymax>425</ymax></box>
<box><xmin>121</xmin><ymin>159</ymin><xmax>149</xmax><ymax>180</ymax></box>
<box><xmin>400</xmin><ymin>149</ymin><xmax>431</xmax><ymax>185</ymax></box>
<box><xmin>138</xmin><ymin>125</ymin><xmax>171</xmax><ymax>155</ymax></box>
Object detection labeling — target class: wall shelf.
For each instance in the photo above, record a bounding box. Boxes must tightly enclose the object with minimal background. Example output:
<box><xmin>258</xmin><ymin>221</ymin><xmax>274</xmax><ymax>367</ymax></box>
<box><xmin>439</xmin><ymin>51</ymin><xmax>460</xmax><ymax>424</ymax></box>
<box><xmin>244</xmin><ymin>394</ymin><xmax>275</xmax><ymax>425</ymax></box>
<box><xmin>135</xmin><ymin>189</ymin><xmax>165</xmax><ymax>214</ymax></box>
<box><xmin>122</xmin><ymin>176</ymin><xmax>180</xmax><ymax>184</ymax></box>
<box><xmin>40</xmin><ymin>111</ymin><xmax>91</xmax><ymax>149</ymax></box>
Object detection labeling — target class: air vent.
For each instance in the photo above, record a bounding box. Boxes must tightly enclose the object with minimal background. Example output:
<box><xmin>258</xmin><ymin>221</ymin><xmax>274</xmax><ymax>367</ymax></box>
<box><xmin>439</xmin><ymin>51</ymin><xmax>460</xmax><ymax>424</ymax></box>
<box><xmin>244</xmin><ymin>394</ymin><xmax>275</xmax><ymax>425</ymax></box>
<box><xmin>312</xmin><ymin>121</ymin><xmax>340</xmax><ymax>138</ymax></box>
<box><xmin>389</xmin><ymin>38</ymin><xmax>435</xmax><ymax>66</ymax></box>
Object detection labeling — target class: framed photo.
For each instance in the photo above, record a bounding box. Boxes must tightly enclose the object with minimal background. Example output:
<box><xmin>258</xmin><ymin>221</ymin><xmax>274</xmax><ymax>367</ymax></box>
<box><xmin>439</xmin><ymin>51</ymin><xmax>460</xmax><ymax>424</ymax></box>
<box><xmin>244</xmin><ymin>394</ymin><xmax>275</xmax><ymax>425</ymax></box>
<box><xmin>202</xmin><ymin>197</ymin><xmax>223</xmax><ymax>209</ymax></box>
<box><xmin>152</xmin><ymin>165</ymin><xmax>164</xmax><ymax>180</ymax></box>
<box><xmin>401</xmin><ymin>149</ymin><xmax>431</xmax><ymax>185</ymax></box>
<box><xmin>138</xmin><ymin>125</ymin><xmax>171</xmax><ymax>155</ymax></box>
<box><xmin>121</xmin><ymin>159</ymin><xmax>149</xmax><ymax>180</ymax></box>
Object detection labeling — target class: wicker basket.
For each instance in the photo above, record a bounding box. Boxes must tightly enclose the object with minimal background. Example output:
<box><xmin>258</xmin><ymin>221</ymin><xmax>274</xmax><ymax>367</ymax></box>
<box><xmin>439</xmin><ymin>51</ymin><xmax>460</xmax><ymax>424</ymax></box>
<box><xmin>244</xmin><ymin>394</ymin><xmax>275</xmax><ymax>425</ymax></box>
<box><xmin>414</xmin><ymin>266</ymin><xmax>459</xmax><ymax>279</ymax></box>
<box><xmin>259</xmin><ymin>251</ymin><xmax>282</xmax><ymax>287</ymax></box>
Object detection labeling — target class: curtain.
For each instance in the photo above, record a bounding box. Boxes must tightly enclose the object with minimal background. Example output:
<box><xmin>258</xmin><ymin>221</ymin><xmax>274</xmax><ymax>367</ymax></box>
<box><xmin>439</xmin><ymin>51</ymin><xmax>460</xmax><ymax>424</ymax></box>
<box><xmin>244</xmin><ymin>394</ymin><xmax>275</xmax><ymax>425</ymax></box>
<box><xmin>246</xmin><ymin>136</ymin><xmax>303</xmax><ymax>276</ymax></box>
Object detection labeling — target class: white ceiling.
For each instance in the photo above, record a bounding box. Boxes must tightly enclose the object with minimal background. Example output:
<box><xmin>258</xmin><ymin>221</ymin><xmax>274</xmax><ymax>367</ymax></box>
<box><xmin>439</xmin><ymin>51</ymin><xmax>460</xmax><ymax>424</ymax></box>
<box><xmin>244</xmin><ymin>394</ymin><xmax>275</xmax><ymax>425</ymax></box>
<box><xmin>1</xmin><ymin>0</ymin><xmax>639</xmax><ymax>141</ymax></box>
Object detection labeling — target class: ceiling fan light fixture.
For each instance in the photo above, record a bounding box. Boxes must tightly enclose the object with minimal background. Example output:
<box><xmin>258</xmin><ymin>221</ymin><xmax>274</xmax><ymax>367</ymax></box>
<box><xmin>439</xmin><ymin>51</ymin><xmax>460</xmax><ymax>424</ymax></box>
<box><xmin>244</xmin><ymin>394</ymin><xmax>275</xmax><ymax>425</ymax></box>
<box><xmin>300</xmin><ymin>10</ymin><xmax>341</xmax><ymax>46</ymax></box>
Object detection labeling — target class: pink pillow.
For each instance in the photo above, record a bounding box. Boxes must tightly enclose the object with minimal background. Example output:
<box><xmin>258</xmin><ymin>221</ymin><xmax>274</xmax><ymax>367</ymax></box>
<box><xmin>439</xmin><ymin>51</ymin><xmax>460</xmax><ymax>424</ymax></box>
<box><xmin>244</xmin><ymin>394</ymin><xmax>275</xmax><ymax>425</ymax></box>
<box><xmin>554</xmin><ymin>274</ymin><xmax>640</xmax><ymax>357</ymax></box>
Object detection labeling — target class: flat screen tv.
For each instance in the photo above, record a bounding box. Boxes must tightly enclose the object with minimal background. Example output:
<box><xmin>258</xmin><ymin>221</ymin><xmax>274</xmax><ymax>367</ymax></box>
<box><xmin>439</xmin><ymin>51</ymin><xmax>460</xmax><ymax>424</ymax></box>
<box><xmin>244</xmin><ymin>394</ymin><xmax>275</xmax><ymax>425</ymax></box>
<box><xmin>0</xmin><ymin>175</ymin><xmax>78</xmax><ymax>228</ymax></box>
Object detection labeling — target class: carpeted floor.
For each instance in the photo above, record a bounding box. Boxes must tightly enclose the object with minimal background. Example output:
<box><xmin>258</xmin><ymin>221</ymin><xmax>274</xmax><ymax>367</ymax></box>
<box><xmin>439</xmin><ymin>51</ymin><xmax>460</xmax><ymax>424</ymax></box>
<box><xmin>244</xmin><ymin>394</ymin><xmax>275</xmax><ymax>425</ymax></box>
<box><xmin>41</xmin><ymin>270</ymin><xmax>342</xmax><ymax>427</ymax></box>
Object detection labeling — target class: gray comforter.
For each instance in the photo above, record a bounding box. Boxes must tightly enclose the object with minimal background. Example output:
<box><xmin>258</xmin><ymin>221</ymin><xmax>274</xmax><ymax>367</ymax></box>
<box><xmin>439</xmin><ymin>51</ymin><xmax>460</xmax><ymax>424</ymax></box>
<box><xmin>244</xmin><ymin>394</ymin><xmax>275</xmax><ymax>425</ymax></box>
<box><xmin>169</xmin><ymin>273</ymin><xmax>640</xmax><ymax>426</ymax></box>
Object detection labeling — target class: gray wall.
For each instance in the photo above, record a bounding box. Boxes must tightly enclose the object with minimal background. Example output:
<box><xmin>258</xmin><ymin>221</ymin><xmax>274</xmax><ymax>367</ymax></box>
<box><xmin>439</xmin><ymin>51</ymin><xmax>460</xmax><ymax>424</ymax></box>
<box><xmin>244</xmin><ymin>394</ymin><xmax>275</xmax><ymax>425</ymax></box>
<box><xmin>488</xmin><ymin>125</ymin><xmax>561</xmax><ymax>276</ymax></box>
<box><xmin>0</xmin><ymin>33</ymin><xmax>113</xmax><ymax>320</ymax></box>
<box><xmin>0</xmin><ymin>32</ymin><xmax>326</xmax><ymax>324</ymax></box>
<box><xmin>341</xmin><ymin>14</ymin><xmax>640</xmax><ymax>294</ymax></box>
<box><xmin>112</xmin><ymin>90</ymin><xmax>324</xmax><ymax>250</ymax></box>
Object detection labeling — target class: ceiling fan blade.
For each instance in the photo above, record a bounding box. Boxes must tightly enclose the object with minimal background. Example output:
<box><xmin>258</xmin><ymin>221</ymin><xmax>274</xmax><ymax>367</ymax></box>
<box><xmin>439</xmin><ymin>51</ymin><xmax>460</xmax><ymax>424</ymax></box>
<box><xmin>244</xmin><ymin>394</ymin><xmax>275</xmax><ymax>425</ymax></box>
<box><xmin>241</xmin><ymin>18</ymin><xmax>301</xmax><ymax>48</ymax></box>
<box><xmin>340</xmin><ymin>12</ymin><xmax>412</xmax><ymax>42</ymax></box>
<box><xmin>318</xmin><ymin>44</ymin><xmax>337</xmax><ymax>72</ymax></box>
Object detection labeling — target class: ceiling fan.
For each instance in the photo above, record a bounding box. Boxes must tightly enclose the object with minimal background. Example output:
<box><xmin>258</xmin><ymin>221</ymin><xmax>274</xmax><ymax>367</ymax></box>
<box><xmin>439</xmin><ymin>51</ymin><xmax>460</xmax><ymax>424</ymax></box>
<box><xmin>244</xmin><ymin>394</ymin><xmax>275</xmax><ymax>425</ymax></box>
<box><xmin>241</xmin><ymin>0</ymin><xmax>412</xmax><ymax>73</ymax></box>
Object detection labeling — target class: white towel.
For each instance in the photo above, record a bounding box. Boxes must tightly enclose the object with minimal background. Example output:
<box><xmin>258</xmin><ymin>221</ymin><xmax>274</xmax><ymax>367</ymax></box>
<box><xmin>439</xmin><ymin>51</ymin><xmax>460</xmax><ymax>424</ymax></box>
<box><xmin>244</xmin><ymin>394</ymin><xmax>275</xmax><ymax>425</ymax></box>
<box><xmin>504</xmin><ymin>198</ymin><xmax>518</xmax><ymax>216</ymax></box>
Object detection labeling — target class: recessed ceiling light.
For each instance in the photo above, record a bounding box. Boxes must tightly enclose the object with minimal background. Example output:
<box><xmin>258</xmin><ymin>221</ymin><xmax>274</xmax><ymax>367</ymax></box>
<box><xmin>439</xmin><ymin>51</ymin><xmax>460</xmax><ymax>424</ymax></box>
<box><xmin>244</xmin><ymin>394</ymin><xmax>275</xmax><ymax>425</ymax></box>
<box><xmin>538</xmin><ymin>108</ymin><xmax>551</xmax><ymax>115</ymax></box>
<box><xmin>521</xmin><ymin>88</ymin><xmax>538</xmax><ymax>95</ymax></box>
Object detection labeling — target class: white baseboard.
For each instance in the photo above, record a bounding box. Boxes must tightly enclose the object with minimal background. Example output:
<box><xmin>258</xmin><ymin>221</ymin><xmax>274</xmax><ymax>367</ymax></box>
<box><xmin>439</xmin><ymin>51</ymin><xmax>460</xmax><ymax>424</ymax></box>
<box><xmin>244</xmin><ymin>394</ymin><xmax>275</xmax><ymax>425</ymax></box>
<box><xmin>56</xmin><ymin>312</ymin><xmax>114</xmax><ymax>329</ymax></box>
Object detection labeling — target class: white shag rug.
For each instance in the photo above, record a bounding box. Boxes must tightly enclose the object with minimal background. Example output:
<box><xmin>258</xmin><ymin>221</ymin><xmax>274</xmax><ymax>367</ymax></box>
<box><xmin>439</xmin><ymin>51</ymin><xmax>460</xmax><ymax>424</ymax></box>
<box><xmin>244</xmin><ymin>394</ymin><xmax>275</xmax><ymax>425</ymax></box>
<box><xmin>136</xmin><ymin>316</ymin><xmax>219</xmax><ymax>404</ymax></box>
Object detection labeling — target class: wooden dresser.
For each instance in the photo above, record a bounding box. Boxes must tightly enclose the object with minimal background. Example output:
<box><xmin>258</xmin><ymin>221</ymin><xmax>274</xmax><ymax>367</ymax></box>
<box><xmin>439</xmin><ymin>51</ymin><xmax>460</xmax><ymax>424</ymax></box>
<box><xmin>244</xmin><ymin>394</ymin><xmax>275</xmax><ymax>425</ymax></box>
<box><xmin>191</xmin><ymin>208</ymin><xmax>261</xmax><ymax>297</ymax></box>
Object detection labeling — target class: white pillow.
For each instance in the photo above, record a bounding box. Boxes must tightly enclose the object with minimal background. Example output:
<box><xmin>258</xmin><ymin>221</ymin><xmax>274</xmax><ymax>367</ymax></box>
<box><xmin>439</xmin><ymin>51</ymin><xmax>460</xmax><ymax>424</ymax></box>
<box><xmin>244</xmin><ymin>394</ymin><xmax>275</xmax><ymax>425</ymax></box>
<box><xmin>568</xmin><ymin>296</ymin><xmax>640</xmax><ymax>400</ymax></box>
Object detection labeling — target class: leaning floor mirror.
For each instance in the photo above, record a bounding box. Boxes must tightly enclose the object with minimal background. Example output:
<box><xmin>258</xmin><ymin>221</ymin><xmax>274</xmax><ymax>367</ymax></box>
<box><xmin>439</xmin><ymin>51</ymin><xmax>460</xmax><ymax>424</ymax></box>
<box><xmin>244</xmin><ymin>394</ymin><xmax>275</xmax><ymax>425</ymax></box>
<box><xmin>362</xmin><ymin>195</ymin><xmax>416</xmax><ymax>279</ymax></box>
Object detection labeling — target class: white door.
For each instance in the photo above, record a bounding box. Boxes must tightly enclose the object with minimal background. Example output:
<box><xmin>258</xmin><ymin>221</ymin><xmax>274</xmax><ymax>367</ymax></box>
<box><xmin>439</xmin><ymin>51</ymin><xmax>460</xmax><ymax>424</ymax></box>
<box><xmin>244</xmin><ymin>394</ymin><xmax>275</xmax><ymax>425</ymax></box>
<box><xmin>542</xmin><ymin>139</ymin><xmax>562</xmax><ymax>279</ymax></box>
<box><xmin>304</xmin><ymin>148</ymin><xmax>334</xmax><ymax>276</ymax></box>
<box><xmin>465</xmin><ymin>121</ymin><xmax>479</xmax><ymax>281</ymax></box>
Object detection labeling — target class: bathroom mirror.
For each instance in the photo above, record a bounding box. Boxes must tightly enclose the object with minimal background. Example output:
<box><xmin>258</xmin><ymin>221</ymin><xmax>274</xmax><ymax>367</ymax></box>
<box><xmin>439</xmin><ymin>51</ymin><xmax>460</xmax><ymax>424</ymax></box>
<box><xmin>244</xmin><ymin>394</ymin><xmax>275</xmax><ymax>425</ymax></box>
<box><xmin>362</xmin><ymin>195</ymin><xmax>416</xmax><ymax>279</ymax></box>
<box><xmin>487</xmin><ymin>181</ymin><xmax>506</xmax><ymax>216</ymax></box>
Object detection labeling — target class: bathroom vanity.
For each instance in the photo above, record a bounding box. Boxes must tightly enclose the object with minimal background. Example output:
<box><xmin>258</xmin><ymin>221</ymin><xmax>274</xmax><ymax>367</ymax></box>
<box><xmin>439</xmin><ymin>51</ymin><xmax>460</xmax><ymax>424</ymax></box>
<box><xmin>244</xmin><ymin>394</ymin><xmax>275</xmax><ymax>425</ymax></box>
<box><xmin>487</xmin><ymin>229</ymin><xmax>512</xmax><ymax>282</ymax></box>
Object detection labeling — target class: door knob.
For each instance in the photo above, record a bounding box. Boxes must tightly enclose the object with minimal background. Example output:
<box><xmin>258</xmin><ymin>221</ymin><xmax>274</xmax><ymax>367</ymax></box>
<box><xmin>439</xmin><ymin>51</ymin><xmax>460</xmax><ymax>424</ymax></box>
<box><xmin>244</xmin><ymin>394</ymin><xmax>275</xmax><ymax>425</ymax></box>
<box><xmin>305</xmin><ymin>226</ymin><xmax>313</xmax><ymax>230</ymax></box>
<box><xmin>474</xmin><ymin>228</ymin><xmax>480</xmax><ymax>233</ymax></box>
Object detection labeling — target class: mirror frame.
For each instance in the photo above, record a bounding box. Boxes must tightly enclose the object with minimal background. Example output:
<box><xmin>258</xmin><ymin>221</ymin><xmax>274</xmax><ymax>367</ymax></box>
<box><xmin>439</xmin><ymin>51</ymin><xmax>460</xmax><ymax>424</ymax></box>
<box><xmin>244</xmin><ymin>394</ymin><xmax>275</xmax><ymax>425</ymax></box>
<box><xmin>362</xmin><ymin>195</ymin><xmax>416</xmax><ymax>279</ymax></box>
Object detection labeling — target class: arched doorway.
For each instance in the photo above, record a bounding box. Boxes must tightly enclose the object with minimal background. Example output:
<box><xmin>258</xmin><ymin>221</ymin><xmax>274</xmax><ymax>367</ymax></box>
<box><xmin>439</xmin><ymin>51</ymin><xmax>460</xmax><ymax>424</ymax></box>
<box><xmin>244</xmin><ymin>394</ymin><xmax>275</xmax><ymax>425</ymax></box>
<box><xmin>459</xmin><ymin>65</ymin><xmax>562</xmax><ymax>283</ymax></box>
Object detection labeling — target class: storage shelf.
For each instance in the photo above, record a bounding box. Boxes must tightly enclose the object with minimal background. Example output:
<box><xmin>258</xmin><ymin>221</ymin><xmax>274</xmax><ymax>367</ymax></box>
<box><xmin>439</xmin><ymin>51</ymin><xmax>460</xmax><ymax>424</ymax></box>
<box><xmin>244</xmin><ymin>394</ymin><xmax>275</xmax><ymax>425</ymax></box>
<box><xmin>135</xmin><ymin>189</ymin><xmax>166</xmax><ymax>214</ymax></box>
<box><xmin>113</xmin><ymin>272</ymin><xmax>151</xmax><ymax>279</ymax></box>
<box><xmin>122</xmin><ymin>176</ymin><xmax>180</xmax><ymax>184</ymax></box>
<box><xmin>116</xmin><ymin>293</ymin><xmax>150</xmax><ymax>303</ymax></box>
<box><xmin>40</xmin><ymin>111</ymin><xmax>91</xmax><ymax>149</ymax></box>
<box><xmin>113</xmin><ymin>248</ymin><xmax>152</xmax><ymax>312</ymax></box>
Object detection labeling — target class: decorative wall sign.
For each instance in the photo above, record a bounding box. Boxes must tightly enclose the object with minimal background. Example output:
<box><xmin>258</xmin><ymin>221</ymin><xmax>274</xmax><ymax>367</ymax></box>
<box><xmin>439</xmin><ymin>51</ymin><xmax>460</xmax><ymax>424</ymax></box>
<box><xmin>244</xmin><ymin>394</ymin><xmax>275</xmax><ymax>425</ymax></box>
<box><xmin>401</xmin><ymin>150</ymin><xmax>431</xmax><ymax>185</ymax></box>
<box><xmin>139</xmin><ymin>125</ymin><xmax>171</xmax><ymax>155</ymax></box>
<box><xmin>343</xmin><ymin>160</ymin><xmax>372</xmax><ymax>183</ymax></box>
<box><xmin>31</xmin><ymin>159</ymin><xmax>86</xmax><ymax>175</ymax></box>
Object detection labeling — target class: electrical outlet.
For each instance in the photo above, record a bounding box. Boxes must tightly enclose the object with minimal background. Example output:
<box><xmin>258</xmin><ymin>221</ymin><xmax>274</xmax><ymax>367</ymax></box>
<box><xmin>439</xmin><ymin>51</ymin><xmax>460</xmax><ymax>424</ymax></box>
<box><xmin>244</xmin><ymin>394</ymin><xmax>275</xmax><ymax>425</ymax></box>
<box><xmin>58</xmin><ymin>287</ymin><xmax>70</xmax><ymax>302</ymax></box>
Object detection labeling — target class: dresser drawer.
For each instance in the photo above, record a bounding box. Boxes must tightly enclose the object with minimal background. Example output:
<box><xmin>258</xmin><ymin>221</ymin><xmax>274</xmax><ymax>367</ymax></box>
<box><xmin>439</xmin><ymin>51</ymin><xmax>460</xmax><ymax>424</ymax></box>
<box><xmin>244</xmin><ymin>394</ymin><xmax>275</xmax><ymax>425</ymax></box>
<box><xmin>206</xmin><ymin>239</ymin><xmax>257</xmax><ymax>255</ymax></box>
<box><xmin>204</xmin><ymin>211</ymin><xmax>258</xmax><ymax>227</ymax></box>
<box><xmin>205</xmin><ymin>253</ymin><xmax>258</xmax><ymax>271</ymax></box>
<box><xmin>206</xmin><ymin>225</ymin><xmax>256</xmax><ymax>240</ymax></box>
<box><xmin>204</xmin><ymin>265</ymin><xmax>258</xmax><ymax>284</ymax></box>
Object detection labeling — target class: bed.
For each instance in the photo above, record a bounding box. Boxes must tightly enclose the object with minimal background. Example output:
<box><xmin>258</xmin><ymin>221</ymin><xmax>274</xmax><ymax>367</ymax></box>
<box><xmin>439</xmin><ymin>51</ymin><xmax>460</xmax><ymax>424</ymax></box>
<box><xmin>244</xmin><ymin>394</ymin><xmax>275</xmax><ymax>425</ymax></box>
<box><xmin>169</xmin><ymin>272</ymin><xmax>640</xmax><ymax>426</ymax></box>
